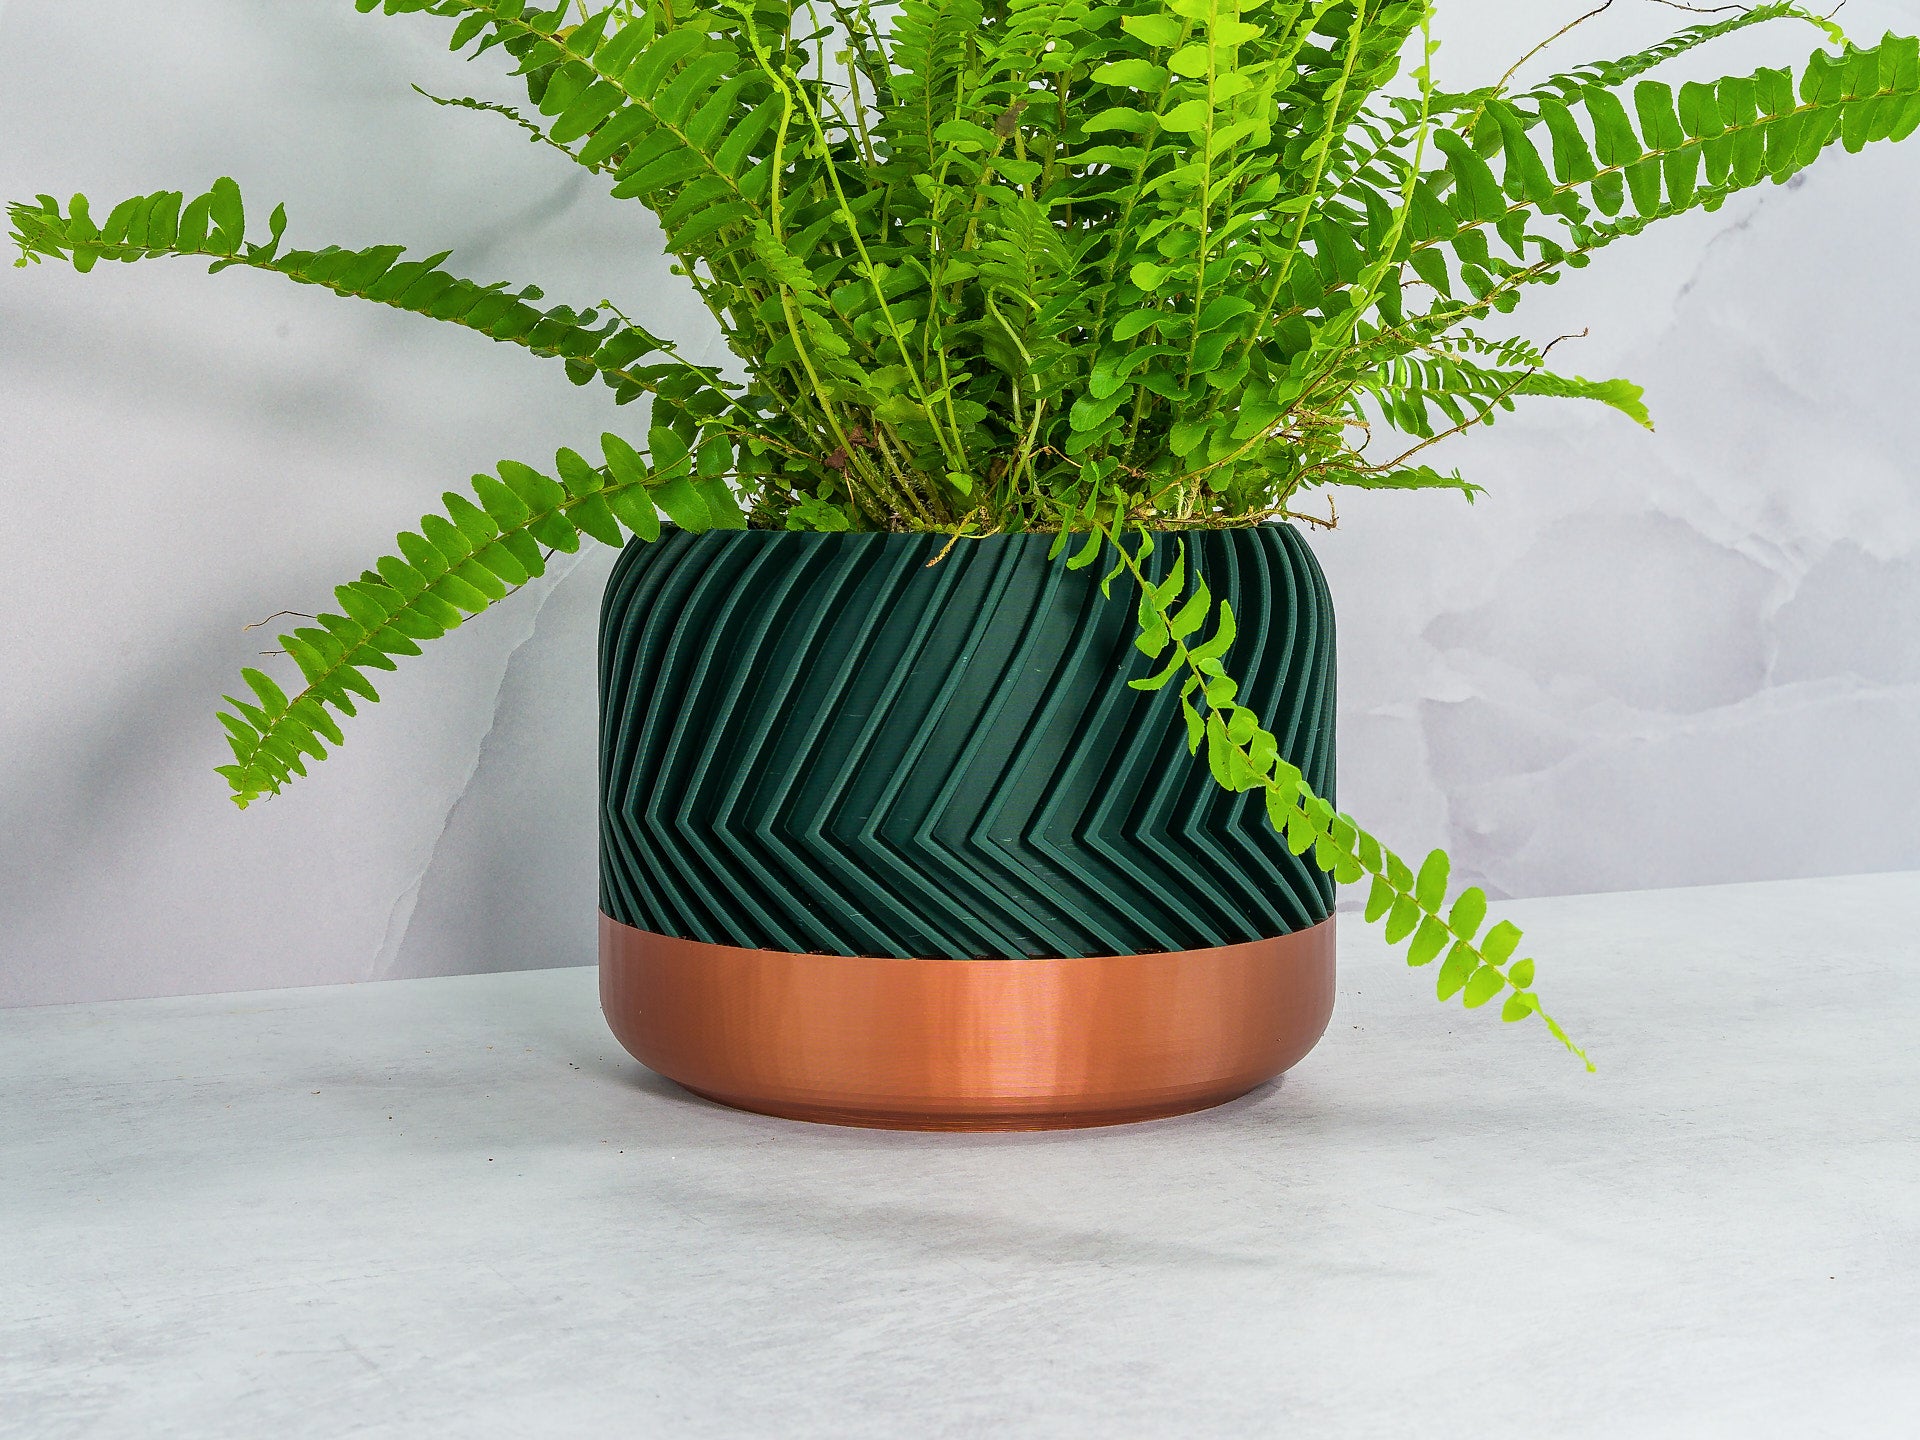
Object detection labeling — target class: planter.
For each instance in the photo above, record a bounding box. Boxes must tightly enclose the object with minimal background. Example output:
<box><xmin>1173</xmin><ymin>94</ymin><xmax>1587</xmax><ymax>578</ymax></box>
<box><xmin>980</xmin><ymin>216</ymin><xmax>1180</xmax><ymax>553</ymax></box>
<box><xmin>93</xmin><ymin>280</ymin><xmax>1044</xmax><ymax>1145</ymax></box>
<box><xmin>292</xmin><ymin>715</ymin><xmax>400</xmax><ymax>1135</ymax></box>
<box><xmin>597</xmin><ymin>525</ymin><xmax>1337</xmax><ymax>1129</ymax></box>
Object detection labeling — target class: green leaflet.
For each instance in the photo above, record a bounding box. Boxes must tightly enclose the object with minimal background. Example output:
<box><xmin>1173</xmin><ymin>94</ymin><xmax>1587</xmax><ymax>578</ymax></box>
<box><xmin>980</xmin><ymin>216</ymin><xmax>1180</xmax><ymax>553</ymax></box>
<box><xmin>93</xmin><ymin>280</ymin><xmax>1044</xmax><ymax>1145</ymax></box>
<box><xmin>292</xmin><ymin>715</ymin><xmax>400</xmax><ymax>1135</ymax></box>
<box><xmin>1517</xmin><ymin>373</ymin><xmax>1654</xmax><ymax>430</ymax></box>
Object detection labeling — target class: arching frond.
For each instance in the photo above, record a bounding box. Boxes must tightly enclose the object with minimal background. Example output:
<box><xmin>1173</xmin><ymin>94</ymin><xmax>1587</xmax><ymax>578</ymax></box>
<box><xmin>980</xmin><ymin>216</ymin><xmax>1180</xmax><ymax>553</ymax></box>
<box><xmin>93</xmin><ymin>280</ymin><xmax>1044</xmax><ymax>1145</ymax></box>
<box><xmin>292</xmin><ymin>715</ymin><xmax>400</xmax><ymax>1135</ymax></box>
<box><xmin>218</xmin><ymin>429</ymin><xmax>743</xmax><ymax>807</ymax></box>
<box><xmin>9</xmin><ymin>181</ymin><xmax>729</xmax><ymax>409</ymax></box>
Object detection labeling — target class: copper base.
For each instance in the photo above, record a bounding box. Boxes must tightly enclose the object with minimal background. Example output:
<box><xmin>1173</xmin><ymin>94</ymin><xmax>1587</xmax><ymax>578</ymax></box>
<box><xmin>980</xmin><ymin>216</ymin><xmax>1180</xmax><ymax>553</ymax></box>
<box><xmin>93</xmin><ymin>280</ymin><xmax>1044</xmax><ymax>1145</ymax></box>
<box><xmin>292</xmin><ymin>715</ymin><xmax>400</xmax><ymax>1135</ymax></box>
<box><xmin>598</xmin><ymin>914</ymin><xmax>1336</xmax><ymax>1131</ymax></box>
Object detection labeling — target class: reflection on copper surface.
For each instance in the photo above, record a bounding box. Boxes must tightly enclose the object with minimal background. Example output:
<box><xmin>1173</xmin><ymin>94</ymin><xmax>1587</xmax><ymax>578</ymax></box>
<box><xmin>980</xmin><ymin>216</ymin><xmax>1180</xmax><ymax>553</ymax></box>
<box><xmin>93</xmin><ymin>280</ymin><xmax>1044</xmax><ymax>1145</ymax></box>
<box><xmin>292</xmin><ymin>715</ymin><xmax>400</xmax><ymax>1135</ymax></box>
<box><xmin>599</xmin><ymin>914</ymin><xmax>1336</xmax><ymax>1131</ymax></box>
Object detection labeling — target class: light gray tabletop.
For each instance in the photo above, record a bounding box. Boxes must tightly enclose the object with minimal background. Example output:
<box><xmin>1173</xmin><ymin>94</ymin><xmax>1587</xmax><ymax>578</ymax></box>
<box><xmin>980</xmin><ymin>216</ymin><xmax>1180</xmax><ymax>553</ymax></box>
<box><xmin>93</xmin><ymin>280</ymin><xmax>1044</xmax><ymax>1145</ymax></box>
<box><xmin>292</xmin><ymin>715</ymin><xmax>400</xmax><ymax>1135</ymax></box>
<box><xmin>4</xmin><ymin>871</ymin><xmax>1917</xmax><ymax>1439</ymax></box>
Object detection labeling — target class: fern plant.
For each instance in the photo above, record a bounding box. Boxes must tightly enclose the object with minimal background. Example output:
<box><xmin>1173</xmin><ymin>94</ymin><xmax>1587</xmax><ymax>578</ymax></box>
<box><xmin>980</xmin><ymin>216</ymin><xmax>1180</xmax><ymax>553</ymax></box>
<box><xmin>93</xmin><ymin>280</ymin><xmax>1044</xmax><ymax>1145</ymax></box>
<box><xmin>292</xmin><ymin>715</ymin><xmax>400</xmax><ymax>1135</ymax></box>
<box><xmin>16</xmin><ymin>0</ymin><xmax>1919</xmax><ymax>1067</ymax></box>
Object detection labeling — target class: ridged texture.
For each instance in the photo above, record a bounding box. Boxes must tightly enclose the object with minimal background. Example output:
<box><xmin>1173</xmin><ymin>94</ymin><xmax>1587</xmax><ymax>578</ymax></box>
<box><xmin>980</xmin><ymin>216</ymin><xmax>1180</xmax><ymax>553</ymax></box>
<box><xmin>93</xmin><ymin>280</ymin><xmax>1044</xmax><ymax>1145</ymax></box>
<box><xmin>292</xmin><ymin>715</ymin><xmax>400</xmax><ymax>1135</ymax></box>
<box><xmin>599</xmin><ymin>526</ymin><xmax>1335</xmax><ymax>960</ymax></box>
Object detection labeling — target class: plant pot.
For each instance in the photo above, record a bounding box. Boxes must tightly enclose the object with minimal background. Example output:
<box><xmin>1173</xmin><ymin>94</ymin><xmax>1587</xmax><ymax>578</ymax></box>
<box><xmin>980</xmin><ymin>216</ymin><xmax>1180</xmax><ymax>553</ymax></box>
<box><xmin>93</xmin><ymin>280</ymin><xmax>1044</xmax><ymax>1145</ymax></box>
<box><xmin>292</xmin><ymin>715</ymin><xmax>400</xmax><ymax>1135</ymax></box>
<box><xmin>597</xmin><ymin>525</ymin><xmax>1337</xmax><ymax>1129</ymax></box>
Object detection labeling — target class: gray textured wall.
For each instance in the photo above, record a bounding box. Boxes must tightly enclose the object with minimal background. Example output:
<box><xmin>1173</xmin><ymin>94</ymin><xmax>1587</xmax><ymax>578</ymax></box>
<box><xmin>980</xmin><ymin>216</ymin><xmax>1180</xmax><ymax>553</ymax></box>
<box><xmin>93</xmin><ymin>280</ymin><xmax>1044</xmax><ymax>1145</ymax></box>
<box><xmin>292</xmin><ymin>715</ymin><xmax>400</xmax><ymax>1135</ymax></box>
<box><xmin>4</xmin><ymin>2</ymin><xmax>1917</xmax><ymax>1006</ymax></box>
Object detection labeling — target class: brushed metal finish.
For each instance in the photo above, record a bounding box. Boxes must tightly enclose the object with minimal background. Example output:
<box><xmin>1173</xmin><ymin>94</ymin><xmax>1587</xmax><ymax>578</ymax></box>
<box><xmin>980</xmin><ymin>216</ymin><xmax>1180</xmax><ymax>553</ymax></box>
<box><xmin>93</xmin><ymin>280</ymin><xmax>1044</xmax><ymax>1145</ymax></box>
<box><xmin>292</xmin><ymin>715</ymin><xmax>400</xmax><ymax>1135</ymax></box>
<box><xmin>599</xmin><ymin>912</ymin><xmax>1337</xmax><ymax>1131</ymax></box>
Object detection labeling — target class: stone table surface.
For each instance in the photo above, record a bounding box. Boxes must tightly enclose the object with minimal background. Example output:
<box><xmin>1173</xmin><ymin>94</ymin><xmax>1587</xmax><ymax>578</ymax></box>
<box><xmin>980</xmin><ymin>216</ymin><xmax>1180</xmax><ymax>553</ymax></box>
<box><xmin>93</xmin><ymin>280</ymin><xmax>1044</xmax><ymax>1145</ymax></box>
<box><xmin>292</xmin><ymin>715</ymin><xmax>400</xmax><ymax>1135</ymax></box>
<box><xmin>3</xmin><ymin>871</ymin><xmax>1917</xmax><ymax>1439</ymax></box>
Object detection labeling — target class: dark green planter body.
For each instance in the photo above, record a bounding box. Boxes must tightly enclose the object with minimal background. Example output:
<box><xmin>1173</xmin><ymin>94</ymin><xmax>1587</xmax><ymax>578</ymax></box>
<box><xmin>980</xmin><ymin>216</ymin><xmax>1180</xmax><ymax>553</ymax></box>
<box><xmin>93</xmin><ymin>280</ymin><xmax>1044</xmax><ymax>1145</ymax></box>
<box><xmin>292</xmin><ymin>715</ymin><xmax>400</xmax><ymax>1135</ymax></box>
<box><xmin>599</xmin><ymin>525</ymin><xmax>1334</xmax><ymax>961</ymax></box>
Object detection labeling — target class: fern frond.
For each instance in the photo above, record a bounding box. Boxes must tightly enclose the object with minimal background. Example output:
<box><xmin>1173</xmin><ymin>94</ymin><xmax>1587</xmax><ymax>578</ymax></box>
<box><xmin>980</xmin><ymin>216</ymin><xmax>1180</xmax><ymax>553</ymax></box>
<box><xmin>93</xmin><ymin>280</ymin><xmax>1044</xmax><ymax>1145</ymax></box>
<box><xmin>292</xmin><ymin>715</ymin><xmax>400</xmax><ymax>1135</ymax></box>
<box><xmin>883</xmin><ymin>0</ymin><xmax>989</xmax><ymax>176</ymax></box>
<box><xmin>368</xmin><ymin>1</ymin><xmax>776</xmax><ymax>235</ymax></box>
<box><xmin>1514</xmin><ymin>3</ymin><xmax>1849</xmax><ymax>106</ymax></box>
<box><xmin>1275</xmin><ymin>34</ymin><xmax>1920</xmax><ymax>375</ymax></box>
<box><xmin>7</xmin><ymin>180</ymin><xmax>727</xmax><ymax>409</ymax></box>
<box><xmin>1108</xmin><ymin>526</ymin><xmax>1588</xmax><ymax>1068</ymax></box>
<box><xmin>360</xmin><ymin>1</ymin><xmax>845</xmax><ymax>463</ymax></box>
<box><xmin>411</xmin><ymin>84</ymin><xmax>599</xmax><ymax>170</ymax></box>
<box><xmin>1312</xmin><ymin>464</ymin><xmax>1485</xmax><ymax>501</ymax></box>
<box><xmin>1358</xmin><ymin>334</ymin><xmax>1652</xmax><ymax>437</ymax></box>
<box><xmin>1270</xmin><ymin>0</ymin><xmax>1430</xmax><ymax>155</ymax></box>
<box><xmin>215</xmin><ymin>429</ymin><xmax>744</xmax><ymax>808</ymax></box>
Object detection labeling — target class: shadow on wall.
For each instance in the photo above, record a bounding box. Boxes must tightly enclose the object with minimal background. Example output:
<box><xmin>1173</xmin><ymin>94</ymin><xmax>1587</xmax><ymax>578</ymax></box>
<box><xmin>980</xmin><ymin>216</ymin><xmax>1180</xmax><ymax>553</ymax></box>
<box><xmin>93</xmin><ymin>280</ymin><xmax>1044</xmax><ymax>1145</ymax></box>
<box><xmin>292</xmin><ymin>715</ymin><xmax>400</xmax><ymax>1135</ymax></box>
<box><xmin>380</xmin><ymin>547</ymin><xmax>618</xmax><ymax>982</ymax></box>
<box><xmin>0</xmin><ymin>557</ymin><xmax>362</xmax><ymax>938</ymax></box>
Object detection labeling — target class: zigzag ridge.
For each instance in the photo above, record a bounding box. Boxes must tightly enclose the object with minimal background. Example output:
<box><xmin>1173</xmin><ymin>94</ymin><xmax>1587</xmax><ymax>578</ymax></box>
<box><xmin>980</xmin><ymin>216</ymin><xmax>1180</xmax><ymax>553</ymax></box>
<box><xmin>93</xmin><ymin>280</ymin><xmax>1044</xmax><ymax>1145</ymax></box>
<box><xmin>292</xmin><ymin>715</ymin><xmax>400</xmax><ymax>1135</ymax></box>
<box><xmin>599</xmin><ymin>526</ymin><xmax>1336</xmax><ymax>959</ymax></box>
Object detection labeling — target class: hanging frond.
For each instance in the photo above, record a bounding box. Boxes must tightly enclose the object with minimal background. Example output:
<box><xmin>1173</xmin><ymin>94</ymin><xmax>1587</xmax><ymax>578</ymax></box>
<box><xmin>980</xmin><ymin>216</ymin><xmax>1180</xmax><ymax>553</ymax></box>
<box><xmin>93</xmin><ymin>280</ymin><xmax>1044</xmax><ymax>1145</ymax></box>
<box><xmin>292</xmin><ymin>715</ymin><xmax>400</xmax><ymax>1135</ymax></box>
<box><xmin>1111</xmin><ymin>527</ymin><xmax>1589</xmax><ymax>1068</ymax></box>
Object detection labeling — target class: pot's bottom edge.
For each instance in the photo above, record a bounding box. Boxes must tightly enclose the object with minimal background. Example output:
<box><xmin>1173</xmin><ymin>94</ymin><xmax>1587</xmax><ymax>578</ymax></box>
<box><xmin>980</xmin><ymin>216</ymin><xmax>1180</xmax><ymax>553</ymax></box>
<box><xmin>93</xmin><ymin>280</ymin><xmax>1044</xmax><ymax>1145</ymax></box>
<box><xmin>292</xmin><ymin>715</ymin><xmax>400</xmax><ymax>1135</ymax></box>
<box><xmin>669</xmin><ymin>1082</ymin><xmax>1277</xmax><ymax>1132</ymax></box>
<box><xmin>599</xmin><ymin>914</ymin><xmax>1336</xmax><ymax>1133</ymax></box>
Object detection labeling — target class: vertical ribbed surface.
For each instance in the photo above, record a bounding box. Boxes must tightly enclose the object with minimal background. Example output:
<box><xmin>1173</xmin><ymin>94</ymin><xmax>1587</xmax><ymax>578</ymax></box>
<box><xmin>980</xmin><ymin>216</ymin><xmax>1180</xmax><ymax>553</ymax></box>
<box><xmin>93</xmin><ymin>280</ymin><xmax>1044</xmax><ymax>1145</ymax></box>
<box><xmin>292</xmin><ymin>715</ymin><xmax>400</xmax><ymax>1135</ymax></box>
<box><xmin>599</xmin><ymin>526</ymin><xmax>1336</xmax><ymax>960</ymax></box>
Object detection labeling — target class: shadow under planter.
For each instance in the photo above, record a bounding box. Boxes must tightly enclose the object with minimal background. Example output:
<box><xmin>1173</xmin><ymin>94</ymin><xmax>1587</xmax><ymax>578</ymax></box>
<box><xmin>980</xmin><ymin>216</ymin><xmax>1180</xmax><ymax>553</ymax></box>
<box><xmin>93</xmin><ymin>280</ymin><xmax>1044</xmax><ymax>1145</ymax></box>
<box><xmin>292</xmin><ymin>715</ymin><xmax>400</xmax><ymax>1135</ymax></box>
<box><xmin>597</xmin><ymin>525</ymin><xmax>1337</xmax><ymax>1129</ymax></box>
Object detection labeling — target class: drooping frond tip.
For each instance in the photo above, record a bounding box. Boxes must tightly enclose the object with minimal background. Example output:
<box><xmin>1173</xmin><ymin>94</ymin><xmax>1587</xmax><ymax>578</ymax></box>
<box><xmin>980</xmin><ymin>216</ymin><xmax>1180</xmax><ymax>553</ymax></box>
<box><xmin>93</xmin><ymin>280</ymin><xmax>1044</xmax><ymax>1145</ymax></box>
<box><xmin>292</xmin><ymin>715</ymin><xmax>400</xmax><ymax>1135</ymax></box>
<box><xmin>218</xmin><ymin>430</ymin><xmax>741</xmax><ymax>807</ymax></box>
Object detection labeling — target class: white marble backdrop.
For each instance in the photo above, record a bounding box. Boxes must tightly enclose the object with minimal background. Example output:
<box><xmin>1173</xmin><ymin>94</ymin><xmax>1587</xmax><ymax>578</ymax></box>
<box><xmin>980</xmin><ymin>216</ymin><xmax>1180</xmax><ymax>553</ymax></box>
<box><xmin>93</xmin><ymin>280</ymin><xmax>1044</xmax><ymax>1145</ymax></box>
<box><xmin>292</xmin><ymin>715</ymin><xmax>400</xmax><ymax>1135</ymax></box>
<box><xmin>3</xmin><ymin>2</ymin><xmax>1917</xmax><ymax>1006</ymax></box>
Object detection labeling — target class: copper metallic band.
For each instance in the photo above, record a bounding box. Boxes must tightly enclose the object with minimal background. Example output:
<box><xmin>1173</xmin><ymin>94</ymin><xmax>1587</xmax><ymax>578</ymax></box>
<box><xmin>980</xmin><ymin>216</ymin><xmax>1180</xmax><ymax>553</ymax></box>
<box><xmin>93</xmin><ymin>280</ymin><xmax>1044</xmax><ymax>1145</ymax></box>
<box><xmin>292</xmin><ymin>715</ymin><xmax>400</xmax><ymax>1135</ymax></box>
<box><xmin>599</xmin><ymin>913</ymin><xmax>1336</xmax><ymax>1131</ymax></box>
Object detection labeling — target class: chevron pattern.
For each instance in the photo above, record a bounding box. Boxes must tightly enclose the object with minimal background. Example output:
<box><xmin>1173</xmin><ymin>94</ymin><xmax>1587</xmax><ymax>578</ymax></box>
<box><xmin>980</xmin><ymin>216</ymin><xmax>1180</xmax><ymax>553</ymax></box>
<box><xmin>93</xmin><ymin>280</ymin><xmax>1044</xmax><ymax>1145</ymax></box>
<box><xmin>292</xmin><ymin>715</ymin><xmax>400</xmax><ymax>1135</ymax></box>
<box><xmin>599</xmin><ymin>526</ymin><xmax>1336</xmax><ymax>960</ymax></box>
